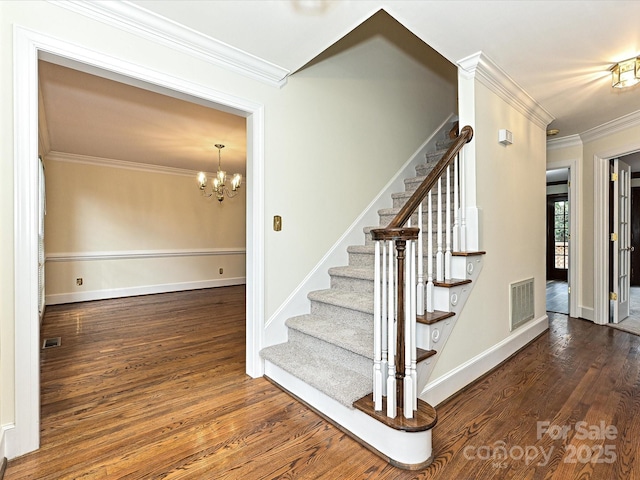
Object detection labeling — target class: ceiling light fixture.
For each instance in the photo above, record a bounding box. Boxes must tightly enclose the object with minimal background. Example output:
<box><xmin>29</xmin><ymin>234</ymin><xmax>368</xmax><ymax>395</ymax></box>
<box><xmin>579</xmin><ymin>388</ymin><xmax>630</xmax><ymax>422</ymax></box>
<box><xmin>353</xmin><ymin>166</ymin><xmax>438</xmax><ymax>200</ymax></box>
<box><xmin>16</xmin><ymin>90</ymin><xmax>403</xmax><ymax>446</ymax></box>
<box><xmin>197</xmin><ymin>144</ymin><xmax>242</xmax><ymax>202</ymax></box>
<box><xmin>611</xmin><ymin>56</ymin><xmax>640</xmax><ymax>89</ymax></box>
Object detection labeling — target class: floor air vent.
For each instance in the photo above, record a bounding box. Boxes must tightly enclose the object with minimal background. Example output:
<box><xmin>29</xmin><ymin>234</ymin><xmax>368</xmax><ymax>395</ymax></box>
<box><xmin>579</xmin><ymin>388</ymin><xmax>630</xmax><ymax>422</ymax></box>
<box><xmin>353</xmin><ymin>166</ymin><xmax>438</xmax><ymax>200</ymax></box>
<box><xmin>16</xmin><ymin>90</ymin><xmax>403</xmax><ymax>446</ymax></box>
<box><xmin>510</xmin><ymin>278</ymin><xmax>534</xmax><ymax>330</ymax></box>
<box><xmin>42</xmin><ymin>337</ymin><xmax>61</xmax><ymax>349</ymax></box>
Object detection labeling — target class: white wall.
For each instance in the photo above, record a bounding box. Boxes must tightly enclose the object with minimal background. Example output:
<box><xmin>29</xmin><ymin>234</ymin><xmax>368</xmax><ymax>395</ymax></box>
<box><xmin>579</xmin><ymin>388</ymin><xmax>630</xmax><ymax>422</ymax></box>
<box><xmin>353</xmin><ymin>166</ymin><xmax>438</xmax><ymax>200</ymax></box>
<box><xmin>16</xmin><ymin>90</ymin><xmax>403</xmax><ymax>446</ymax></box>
<box><xmin>1</xmin><ymin>1</ymin><xmax>457</xmax><ymax>456</ymax></box>
<box><xmin>43</xmin><ymin>155</ymin><xmax>246</xmax><ymax>303</ymax></box>
<box><xmin>429</xmin><ymin>62</ymin><xmax>549</xmax><ymax>384</ymax></box>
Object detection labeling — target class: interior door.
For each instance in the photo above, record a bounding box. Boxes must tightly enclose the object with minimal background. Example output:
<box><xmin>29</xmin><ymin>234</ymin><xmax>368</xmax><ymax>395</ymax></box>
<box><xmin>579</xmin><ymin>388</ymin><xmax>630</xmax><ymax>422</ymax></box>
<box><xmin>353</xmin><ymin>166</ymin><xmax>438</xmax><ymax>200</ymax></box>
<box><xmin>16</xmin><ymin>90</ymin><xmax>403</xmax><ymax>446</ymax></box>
<box><xmin>631</xmin><ymin>186</ymin><xmax>640</xmax><ymax>286</ymax></box>
<box><xmin>546</xmin><ymin>194</ymin><xmax>569</xmax><ymax>281</ymax></box>
<box><xmin>612</xmin><ymin>158</ymin><xmax>631</xmax><ymax>323</ymax></box>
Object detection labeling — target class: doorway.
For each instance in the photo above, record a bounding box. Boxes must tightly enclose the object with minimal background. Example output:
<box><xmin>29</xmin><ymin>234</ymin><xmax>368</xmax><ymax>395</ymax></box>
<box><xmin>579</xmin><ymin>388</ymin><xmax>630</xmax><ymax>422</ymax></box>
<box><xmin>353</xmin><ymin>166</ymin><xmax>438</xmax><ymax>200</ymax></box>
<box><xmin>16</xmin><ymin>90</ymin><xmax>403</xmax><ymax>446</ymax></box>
<box><xmin>546</xmin><ymin>168</ymin><xmax>570</xmax><ymax>315</ymax></box>
<box><xmin>14</xmin><ymin>27</ymin><xmax>265</xmax><ymax>458</ymax></box>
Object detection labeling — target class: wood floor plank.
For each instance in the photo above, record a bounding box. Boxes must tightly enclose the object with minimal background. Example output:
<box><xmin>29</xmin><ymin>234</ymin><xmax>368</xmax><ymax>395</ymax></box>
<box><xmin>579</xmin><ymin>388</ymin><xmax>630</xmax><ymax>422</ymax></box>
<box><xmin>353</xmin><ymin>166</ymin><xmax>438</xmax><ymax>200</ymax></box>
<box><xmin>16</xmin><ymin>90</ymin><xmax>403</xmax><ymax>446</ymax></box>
<box><xmin>6</xmin><ymin>294</ymin><xmax>640</xmax><ymax>479</ymax></box>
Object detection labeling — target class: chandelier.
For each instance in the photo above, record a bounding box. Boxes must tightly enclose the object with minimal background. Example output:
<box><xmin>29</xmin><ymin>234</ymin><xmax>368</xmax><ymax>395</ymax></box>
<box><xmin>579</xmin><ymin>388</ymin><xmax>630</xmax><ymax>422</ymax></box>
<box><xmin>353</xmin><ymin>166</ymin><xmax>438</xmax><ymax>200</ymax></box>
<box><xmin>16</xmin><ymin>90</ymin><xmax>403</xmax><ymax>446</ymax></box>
<box><xmin>197</xmin><ymin>144</ymin><xmax>242</xmax><ymax>202</ymax></box>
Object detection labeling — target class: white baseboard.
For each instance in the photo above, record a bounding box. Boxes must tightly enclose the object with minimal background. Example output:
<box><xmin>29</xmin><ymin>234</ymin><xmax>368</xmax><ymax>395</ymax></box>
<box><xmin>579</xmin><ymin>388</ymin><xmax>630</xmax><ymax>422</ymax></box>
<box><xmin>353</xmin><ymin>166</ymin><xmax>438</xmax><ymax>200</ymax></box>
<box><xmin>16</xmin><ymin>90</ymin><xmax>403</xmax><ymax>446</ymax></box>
<box><xmin>1</xmin><ymin>423</ymin><xmax>15</xmax><ymax>459</ymax></box>
<box><xmin>45</xmin><ymin>277</ymin><xmax>245</xmax><ymax>305</ymax></box>
<box><xmin>579</xmin><ymin>306</ymin><xmax>595</xmax><ymax>322</ymax></box>
<box><xmin>422</xmin><ymin>314</ymin><xmax>549</xmax><ymax>406</ymax></box>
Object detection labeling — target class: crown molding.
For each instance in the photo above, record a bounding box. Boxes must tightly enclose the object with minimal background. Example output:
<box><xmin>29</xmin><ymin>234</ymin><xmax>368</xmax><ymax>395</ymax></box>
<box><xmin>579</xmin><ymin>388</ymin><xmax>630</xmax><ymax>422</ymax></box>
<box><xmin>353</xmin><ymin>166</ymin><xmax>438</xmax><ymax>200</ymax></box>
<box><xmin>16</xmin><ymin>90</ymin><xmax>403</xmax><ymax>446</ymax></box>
<box><xmin>546</xmin><ymin>134</ymin><xmax>582</xmax><ymax>151</ymax></box>
<box><xmin>45</xmin><ymin>151</ymin><xmax>210</xmax><ymax>177</ymax></box>
<box><xmin>457</xmin><ymin>52</ymin><xmax>555</xmax><ymax>129</ymax></box>
<box><xmin>580</xmin><ymin>109</ymin><xmax>640</xmax><ymax>144</ymax></box>
<box><xmin>48</xmin><ymin>0</ymin><xmax>290</xmax><ymax>87</ymax></box>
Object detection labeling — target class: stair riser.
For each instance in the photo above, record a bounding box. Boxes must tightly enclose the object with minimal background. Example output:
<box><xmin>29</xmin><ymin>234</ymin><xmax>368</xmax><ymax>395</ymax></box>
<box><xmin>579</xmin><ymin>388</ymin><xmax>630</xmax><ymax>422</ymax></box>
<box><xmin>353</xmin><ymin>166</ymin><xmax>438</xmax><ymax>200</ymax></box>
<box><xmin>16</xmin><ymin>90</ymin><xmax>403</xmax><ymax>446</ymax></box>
<box><xmin>404</xmin><ymin>177</ymin><xmax>456</xmax><ymax>194</ymax></box>
<box><xmin>348</xmin><ymin>250</ymin><xmax>455</xmax><ymax>277</ymax></box>
<box><xmin>330</xmin><ymin>275</ymin><xmax>374</xmax><ymax>295</ymax></box>
<box><xmin>288</xmin><ymin>329</ymin><xmax>372</xmax><ymax>377</ymax></box>
<box><xmin>310</xmin><ymin>300</ymin><xmax>373</xmax><ymax>324</ymax></box>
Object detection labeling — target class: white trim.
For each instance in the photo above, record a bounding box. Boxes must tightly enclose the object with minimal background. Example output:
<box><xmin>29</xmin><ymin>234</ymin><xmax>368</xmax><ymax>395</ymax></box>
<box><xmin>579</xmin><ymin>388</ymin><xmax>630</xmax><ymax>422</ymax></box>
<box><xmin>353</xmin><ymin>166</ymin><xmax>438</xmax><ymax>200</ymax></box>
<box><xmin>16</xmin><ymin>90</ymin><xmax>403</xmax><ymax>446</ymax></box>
<box><xmin>579</xmin><ymin>306</ymin><xmax>595</xmax><ymax>322</ymax></box>
<box><xmin>580</xmin><ymin>110</ymin><xmax>640</xmax><ymax>144</ymax></box>
<box><xmin>546</xmin><ymin>158</ymin><xmax>580</xmax><ymax>319</ymax></box>
<box><xmin>46</xmin><ymin>247</ymin><xmax>245</xmax><ymax>262</ymax></box>
<box><xmin>13</xmin><ymin>25</ymin><xmax>265</xmax><ymax>458</ymax></box>
<box><xmin>592</xmin><ymin>142</ymin><xmax>640</xmax><ymax>325</ymax></box>
<box><xmin>0</xmin><ymin>424</ymin><xmax>14</xmax><ymax>459</ymax></box>
<box><xmin>457</xmin><ymin>52</ymin><xmax>554</xmax><ymax>129</ymax></box>
<box><xmin>45</xmin><ymin>151</ymin><xmax>210</xmax><ymax>177</ymax></box>
<box><xmin>263</xmin><ymin>115</ymin><xmax>457</xmax><ymax>348</ymax></box>
<box><xmin>422</xmin><ymin>314</ymin><xmax>549</xmax><ymax>407</ymax></box>
<box><xmin>547</xmin><ymin>134</ymin><xmax>582</xmax><ymax>151</ymax></box>
<box><xmin>594</xmin><ymin>155</ymin><xmax>609</xmax><ymax>325</ymax></box>
<box><xmin>48</xmin><ymin>0</ymin><xmax>290</xmax><ymax>87</ymax></box>
<box><xmin>45</xmin><ymin>277</ymin><xmax>245</xmax><ymax>305</ymax></box>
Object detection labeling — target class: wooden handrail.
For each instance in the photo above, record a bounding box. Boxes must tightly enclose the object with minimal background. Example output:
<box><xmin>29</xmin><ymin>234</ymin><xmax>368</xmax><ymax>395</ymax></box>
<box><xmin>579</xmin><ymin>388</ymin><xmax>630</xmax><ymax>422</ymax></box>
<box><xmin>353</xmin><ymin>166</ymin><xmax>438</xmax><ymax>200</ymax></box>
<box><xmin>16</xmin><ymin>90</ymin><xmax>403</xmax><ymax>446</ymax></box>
<box><xmin>368</xmin><ymin>125</ymin><xmax>474</xmax><ymax>419</ymax></box>
<box><xmin>379</xmin><ymin>125</ymin><xmax>473</xmax><ymax>233</ymax></box>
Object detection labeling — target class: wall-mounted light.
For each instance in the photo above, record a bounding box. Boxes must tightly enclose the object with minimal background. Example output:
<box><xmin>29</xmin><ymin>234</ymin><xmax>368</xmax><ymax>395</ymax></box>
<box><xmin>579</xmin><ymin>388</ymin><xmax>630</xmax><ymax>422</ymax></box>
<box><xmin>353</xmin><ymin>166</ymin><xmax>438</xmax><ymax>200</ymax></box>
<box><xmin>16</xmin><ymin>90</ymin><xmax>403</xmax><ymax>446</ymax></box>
<box><xmin>611</xmin><ymin>57</ymin><xmax>640</xmax><ymax>89</ymax></box>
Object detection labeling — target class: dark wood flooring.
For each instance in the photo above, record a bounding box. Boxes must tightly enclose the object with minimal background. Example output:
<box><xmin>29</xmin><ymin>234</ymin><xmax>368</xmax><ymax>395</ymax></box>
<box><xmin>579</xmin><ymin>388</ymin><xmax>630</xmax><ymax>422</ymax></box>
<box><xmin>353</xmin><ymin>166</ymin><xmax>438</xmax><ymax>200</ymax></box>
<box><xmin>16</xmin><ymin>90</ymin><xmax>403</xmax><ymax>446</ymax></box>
<box><xmin>6</xmin><ymin>289</ymin><xmax>640</xmax><ymax>479</ymax></box>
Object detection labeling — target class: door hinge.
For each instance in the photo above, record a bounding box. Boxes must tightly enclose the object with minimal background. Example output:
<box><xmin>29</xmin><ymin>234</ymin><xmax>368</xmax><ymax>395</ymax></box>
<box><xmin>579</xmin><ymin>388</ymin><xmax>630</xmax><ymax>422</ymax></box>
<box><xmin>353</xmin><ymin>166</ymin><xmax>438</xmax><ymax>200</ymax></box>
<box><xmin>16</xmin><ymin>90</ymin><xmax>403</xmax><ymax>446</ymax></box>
<box><xmin>568</xmin><ymin>286</ymin><xmax>571</xmax><ymax>294</ymax></box>
<box><xmin>611</xmin><ymin>232</ymin><xmax>618</xmax><ymax>241</ymax></box>
<box><xmin>610</xmin><ymin>292</ymin><xmax>618</xmax><ymax>301</ymax></box>
<box><xmin>611</xmin><ymin>172</ymin><xmax>618</xmax><ymax>181</ymax></box>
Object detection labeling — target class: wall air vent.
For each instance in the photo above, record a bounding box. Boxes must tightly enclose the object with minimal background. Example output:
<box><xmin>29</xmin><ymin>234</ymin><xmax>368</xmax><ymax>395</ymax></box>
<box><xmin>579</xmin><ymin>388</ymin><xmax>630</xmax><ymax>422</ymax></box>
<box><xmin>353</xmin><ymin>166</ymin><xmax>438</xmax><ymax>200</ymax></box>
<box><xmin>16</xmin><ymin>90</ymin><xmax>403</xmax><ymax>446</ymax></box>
<box><xmin>510</xmin><ymin>278</ymin><xmax>535</xmax><ymax>330</ymax></box>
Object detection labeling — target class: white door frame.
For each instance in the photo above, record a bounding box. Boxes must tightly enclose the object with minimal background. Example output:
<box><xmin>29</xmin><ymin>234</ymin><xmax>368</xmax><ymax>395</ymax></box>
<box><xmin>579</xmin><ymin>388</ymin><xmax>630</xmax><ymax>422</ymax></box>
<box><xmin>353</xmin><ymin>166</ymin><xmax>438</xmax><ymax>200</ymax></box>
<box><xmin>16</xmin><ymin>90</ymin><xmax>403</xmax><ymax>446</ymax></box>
<box><xmin>546</xmin><ymin>159</ymin><xmax>579</xmax><ymax>318</ymax></box>
<box><xmin>594</xmin><ymin>144</ymin><xmax>640</xmax><ymax>325</ymax></box>
<box><xmin>13</xmin><ymin>26</ymin><xmax>265</xmax><ymax>458</ymax></box>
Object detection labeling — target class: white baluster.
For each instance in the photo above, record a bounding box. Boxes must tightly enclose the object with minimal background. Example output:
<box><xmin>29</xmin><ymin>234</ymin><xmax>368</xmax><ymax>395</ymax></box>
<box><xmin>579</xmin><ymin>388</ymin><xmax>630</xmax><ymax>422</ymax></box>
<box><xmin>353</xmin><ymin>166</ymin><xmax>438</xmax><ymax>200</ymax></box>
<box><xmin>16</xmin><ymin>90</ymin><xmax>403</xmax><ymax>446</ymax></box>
<box><xmin>436</xmin><ymin>177</ymin><xmax>444</xmax><ymax>282</ymax></box>
<box><xmin>426</xmin><ymin>191</ymin><xmax>434</xmax><ymax>313</ymax></box>
<box><xmin>386</xmin><ymin>240</ymin><xmax>396</xmax><ymax>418</ymax></box>
<box><xmin>416</xmin><ymin>202</ymin><xmax>424</xmax><ymax>315</ymax></box>
<box><xmin>411</xmin><ymin>237</ymin><xmax>418</xmax><ymax>411</ymax></box>
<box><xmin>445</xmin><ymin>165</ymin><xmax>452</xmax><ymax>280</ymax></box>
<box><xmin>373</xmin><ymin>240</ymin><xmax>382</xmax><ymax>411</ymax></box>
<box><xmin>381</xmin><ymin>240</ymin><xmax>388</xmax><ymax>397</ymax></box>
<box><xmin>453</xmin><ymin>153</ymin><xmax>460</xmax><ymax>252</ymax></box>
<box><xmin>403</xmin><ymin>239</ymin><xmax>413</xmax><ymax>418</ymax></box>
<box><xmin>460</xmin><ymin>149</ymin><xmax>467</xmax><ymax>252</ymax></box>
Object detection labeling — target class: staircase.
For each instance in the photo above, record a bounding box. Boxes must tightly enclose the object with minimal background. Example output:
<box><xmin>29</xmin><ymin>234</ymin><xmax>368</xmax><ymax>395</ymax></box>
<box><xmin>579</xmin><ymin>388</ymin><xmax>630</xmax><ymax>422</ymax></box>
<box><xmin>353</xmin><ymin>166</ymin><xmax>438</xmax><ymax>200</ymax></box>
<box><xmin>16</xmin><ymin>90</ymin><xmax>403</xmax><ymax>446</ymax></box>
<box><xmin>261</xmin><ymin>123</ymin><xmax>483</xmax><ymax>469</ymax></box>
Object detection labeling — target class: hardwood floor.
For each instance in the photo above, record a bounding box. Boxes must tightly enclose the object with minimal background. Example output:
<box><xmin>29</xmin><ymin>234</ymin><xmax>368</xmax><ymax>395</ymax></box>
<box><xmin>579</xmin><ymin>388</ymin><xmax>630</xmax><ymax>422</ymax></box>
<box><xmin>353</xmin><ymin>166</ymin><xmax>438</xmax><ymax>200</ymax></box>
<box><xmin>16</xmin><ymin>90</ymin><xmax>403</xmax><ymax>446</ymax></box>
<box><xmin>6</xmin><ymin>290</ymin><xmax>640</xmax><ymax>479</ymax></box>
<box><xmin>546</xmin><ymin>280</ymin><xmax>568</xmax><ymax>314</ymax></box>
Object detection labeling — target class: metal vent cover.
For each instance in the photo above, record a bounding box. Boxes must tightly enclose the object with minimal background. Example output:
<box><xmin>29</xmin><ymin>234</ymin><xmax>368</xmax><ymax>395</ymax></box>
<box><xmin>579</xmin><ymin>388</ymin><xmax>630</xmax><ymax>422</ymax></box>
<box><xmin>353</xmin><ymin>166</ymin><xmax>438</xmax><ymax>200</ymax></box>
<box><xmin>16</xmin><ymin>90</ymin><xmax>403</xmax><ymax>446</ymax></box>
<box><xmin>42</xmin><ymin>337</ymin><xmax>61</xmax><ymax>349</ymax></box>
<box><xmin>510</xmin><ymin>278</ymin><xmax>535</xmax><ymax>330</ymax></box>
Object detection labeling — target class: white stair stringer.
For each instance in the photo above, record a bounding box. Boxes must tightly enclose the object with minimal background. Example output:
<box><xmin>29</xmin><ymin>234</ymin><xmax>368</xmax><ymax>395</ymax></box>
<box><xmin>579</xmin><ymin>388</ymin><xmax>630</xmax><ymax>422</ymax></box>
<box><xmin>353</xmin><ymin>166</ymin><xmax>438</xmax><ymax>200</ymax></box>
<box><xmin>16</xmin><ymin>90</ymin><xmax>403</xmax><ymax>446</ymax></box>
<box><xmin>264</xmin><ymin>361</ymin><xmax>434</xmax><ymax>468</ymax></box>
<box><xmin>416</xmin><ymin>254</ymin><xmax>484</xmax><ymax>400</ymax></box>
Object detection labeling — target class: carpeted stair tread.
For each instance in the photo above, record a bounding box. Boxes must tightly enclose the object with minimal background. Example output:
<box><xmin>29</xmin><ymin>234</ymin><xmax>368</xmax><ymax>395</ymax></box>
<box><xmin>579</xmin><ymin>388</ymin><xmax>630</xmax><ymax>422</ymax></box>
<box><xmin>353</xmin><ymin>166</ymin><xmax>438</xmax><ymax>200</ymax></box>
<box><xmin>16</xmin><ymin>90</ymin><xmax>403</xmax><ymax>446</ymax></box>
<box><xmin>286</xmin><ymin>313</ymin><xmax>373</xmax><ymax>359</ymax></box>
<box><xmin>308</xmin><ymin>289</ymin><xmax>373</xmax><ymax>314</ymax></box>
<box><xmin>261</xmin><ymin>342</ymin><xmax>373</xmax><ymax>407</ymax></box>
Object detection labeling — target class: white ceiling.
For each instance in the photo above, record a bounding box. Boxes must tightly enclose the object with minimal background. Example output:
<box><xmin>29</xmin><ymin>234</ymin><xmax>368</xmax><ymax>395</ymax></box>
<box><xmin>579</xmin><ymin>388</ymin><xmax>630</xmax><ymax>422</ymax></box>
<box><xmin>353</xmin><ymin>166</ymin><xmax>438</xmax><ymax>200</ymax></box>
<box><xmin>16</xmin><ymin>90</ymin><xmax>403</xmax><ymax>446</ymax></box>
<box><xmin>39</xmin><ymin>1</ymin><xmax>640</xmax><ymax>172</ymax></box>
<box><xmin>128</xmin><ymin>0</ymin><xmax>640</xmax><ymax>137</ymax></box>
<box><xmin>39</xmin><ymin>60</ymin><xmax>247</xmax><ymax>174</ymax></box>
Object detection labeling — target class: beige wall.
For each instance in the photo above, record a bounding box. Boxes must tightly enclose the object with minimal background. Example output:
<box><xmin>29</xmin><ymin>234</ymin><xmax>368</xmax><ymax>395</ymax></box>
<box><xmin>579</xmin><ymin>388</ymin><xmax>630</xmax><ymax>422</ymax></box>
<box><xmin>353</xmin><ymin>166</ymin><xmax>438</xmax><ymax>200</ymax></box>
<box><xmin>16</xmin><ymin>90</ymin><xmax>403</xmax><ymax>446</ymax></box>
<box><xmin>1</xmin><ymin>1</ymin><xmax>457</xmax><ymax>445</ymax></box>
<box><xmin>431</xmin><ymin>79</ymin><xmax>548</xmax><ymax>378</ymax></box>
<box><xmin>44</xmin><ymin>156</ymin><xmax>246</xmax><ymax>302</ymax></box>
